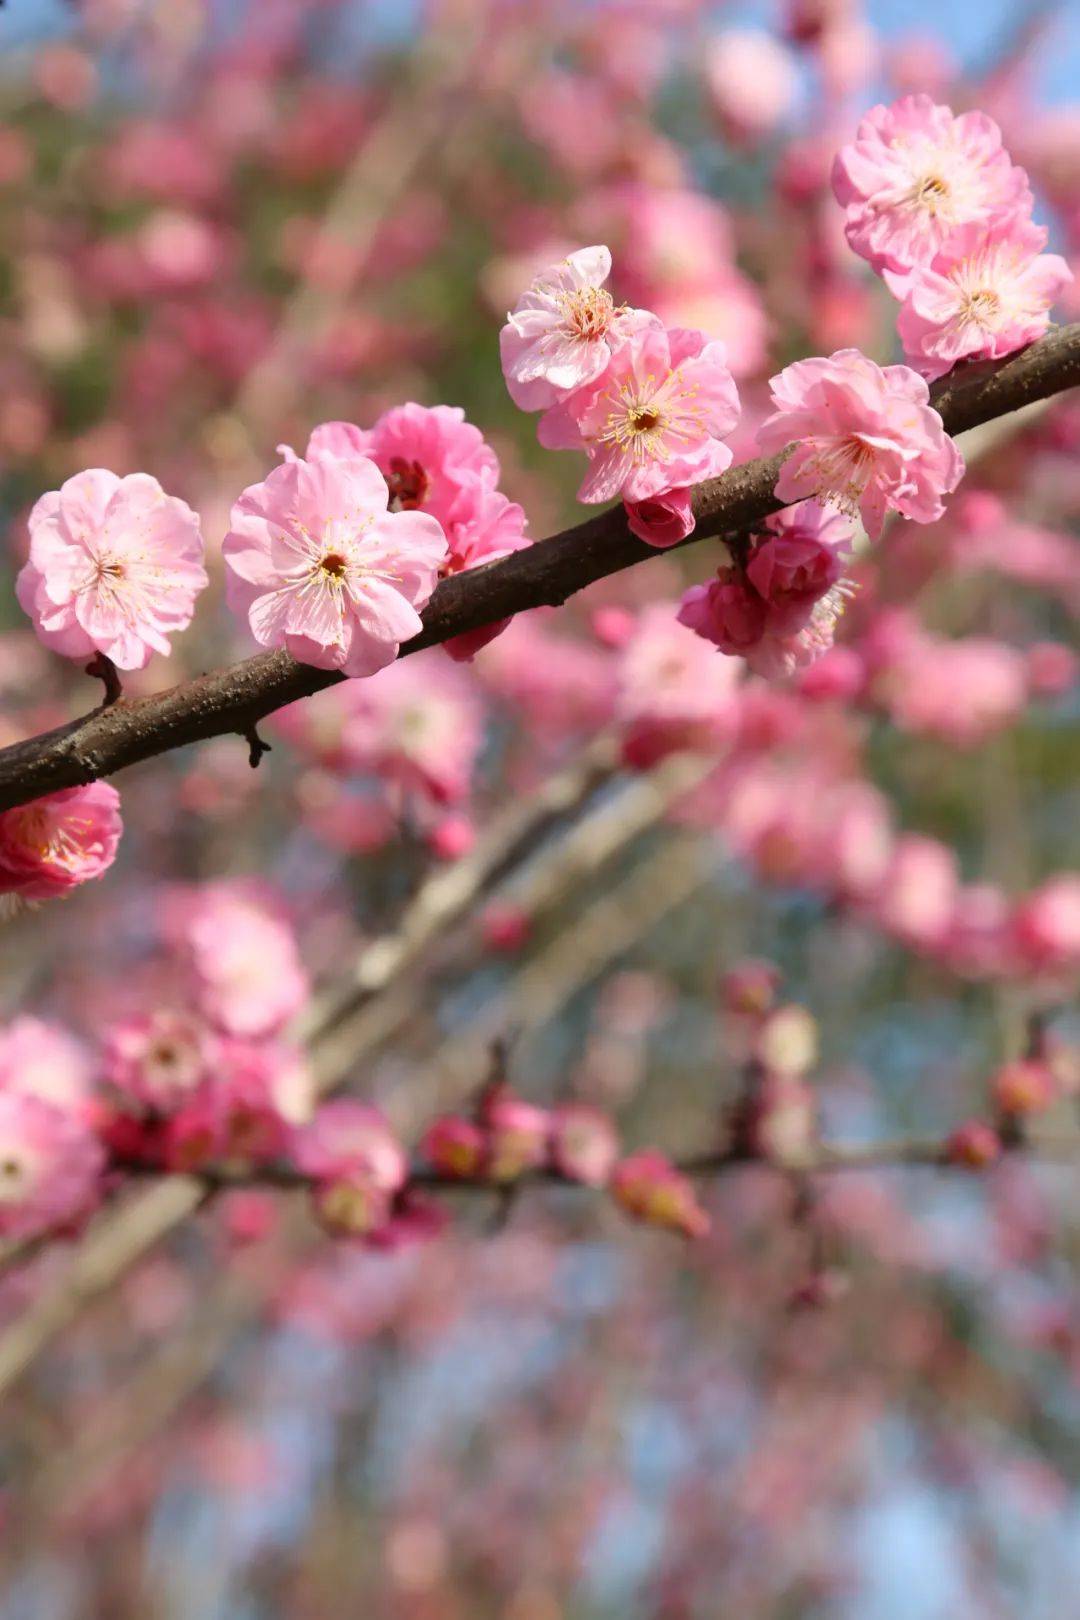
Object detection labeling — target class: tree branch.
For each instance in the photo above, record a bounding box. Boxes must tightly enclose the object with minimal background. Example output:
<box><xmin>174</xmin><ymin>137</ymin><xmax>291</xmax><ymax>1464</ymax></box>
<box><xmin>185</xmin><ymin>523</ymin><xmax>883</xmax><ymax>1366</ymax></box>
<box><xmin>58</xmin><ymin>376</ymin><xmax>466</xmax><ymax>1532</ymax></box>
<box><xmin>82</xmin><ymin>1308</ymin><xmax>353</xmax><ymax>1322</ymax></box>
<box><xmin>0</xmin><ymin>325</ymin><xmax>1077</xmax><ymax>814</ymax></box>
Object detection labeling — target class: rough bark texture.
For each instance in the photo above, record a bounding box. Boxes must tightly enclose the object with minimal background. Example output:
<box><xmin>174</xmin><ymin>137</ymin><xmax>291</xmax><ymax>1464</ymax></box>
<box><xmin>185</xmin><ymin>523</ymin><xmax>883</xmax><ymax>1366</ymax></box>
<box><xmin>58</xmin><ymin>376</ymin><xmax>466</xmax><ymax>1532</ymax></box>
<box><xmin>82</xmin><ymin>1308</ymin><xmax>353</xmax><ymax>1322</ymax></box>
<box><xmin>0</xmin><ymin>325</ymin><xmax>1077</xmax><ymax>813</ymax></box>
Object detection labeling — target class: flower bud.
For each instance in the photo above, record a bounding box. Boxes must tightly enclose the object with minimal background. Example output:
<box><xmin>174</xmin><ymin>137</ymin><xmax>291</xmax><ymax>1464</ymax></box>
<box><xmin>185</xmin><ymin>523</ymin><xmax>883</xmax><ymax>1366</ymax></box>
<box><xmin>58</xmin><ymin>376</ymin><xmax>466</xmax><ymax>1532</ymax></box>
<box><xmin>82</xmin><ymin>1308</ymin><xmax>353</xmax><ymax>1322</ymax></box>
<box><xmin>550</xmin><ymin>1103</ymin><xmax>619</xmax><ymax>1186</ymax></box>
<box><xmin>992</xmin><ymin>1060</ymin><xmax>1056</xmax><ymax>1119</ymax></box>
<box><xmin>755</xmin><ymin>1004</ymin><xmax>818</xmax><ymax>1078</ymax></box>
<box><xmin>946</xmin><ymin>1120</ymin><xmax>1002</xmax><ymax>1169</ymax></box>
<box><xmin>611</xmin><ymin>1150</ymin><xmax>709</xmax><ymax>1240</ymax></box>
<box><xmin>420</xmin><ymin>1115</ymin><xmax>486</xmax><ymax>1180</ymax></box>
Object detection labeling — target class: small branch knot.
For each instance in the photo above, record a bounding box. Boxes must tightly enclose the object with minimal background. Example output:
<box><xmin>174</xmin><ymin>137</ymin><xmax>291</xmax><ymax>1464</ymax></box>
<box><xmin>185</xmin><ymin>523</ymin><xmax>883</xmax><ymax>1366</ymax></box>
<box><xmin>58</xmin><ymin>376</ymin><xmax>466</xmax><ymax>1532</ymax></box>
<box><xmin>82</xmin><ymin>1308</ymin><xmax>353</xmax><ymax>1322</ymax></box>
<box><xmin>242</xmin><ymin>725</ymin><xmax>272</xmax><ymax>769</ymax></box>
<box><xmin>84</xmin><ymin>653</ymin><xmax>123</xmax><ymax>707</ymax></box>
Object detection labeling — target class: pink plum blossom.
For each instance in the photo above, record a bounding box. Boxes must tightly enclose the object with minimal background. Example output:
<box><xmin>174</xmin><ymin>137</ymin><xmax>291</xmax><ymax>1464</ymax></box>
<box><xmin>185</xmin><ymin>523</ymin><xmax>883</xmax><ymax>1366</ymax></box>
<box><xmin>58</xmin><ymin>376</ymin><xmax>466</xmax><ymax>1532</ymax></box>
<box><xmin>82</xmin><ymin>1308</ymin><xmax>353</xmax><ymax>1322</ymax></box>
<box><xmin>499</xmin><ymin>244</ymin><xmax>655</xmax><ymax>411</ymax></box>
<box><xmin>102</xmin><ymin>1009</ymin><xmax>215</xmax><ymax>1113</ymax></box>
<box><xmin>304</xmin><ymin>403</ymin><xmax>499</xmax><ymax>530</ymax></box>
<box><xmin>0</xmin><ymin>1090</ymin><xmax>104</xmax><ymax>1241</ymax></box>
<box><xmin>16</xmin><ymin>469</ymin><xmax>207</xmax><ymax>670</ymax></box>
<box><xmin>223</xmin><ymin>453</ymin><xmax>447</xmax><ymax>678</ymax></box>
<box><xmin>745</xmin><ymin>502</ymin><xmax>852</xmax><ymax>635</ymax></box>
<box><xmin>541</xmin><ymin>324</ymin><xmax>740</xmax><ymax>504</ymax></box>
<box><xmin>0</xmin><ymin>782</ymin><xmax>122</xmax><ymax>903</ymax></box>
<box><xmin>891</xmin><ymin>219</ymin><xmax>1073</xmax><ymax>381</ymax></box>
<box><xmin>705</xmin><ymin>30</ymin><xmax>799</xmax><ymax>144</ymax></box>
<box><xmin>164</xmin><ymin>881</ymin><xmax>309</xmax><ymax>1039</ymax></box>
<box><xmin>0</xmin><ymin>1017</ymin><xmax>92</xmax><ymax>1111</ymax></box>
<box><xmin>616</xmin><ymin>602</ymin><xmax>742</xmax><ymax>766</ymax></box>
<box><xmin>1011</xmin><ymin>877</ymin><xmax>1080</xmax><ymax>977</ymax></box>
<box><xmin>678</xmin><ymin>570</ymin><xmax>767</xmax><ymax>657</ymax></box>
<box><xmin>756</xmin><ymin>348</ymin><xmax>964</xmax><ymax>536</ymax></box>
<box><xmin>831</xmin><ymin>95</ymin><xmax>1033</xmax><ymax>276</ymax></box>
<box><xmin>624</xmin><ymin>486</ymin><xmax>695</xmax><ymax>549</ymax></box>
<box><xmin>293</xmin><ymin>1101</ymin><xmax>407</xmax><ymax>1191</ymax></box>
<box><xmin>549</xmin><ymin>1104</ymin><xmax>619</xmax><ymax>1186</ymax></box>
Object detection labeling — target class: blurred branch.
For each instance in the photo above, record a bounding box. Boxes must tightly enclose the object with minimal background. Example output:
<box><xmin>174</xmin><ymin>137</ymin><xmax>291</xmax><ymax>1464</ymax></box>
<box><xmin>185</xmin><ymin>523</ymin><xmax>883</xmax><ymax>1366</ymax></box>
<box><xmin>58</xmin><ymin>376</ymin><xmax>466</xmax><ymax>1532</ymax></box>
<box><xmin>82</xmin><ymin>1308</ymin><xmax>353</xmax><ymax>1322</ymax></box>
<box><xmin>0</xmin><ymin>746</ymin><xmax>704</xmax><ymax>1394</ymax></box>
<box><xmin>0</xmin><ymin>325</ymin><xmax>1077</xmax><ymax>813</ymax></box>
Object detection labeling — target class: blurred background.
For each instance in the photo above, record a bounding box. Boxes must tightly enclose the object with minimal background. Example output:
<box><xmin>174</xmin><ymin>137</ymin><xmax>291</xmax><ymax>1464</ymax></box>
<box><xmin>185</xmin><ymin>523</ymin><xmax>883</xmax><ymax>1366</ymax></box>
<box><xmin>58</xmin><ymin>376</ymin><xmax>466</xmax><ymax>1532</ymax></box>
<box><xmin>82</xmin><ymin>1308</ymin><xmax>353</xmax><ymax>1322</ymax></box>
<box><xmin>0</xmin><ymin>1</ymin><xmax>1078</xmax><ymax>1616</ymax></box>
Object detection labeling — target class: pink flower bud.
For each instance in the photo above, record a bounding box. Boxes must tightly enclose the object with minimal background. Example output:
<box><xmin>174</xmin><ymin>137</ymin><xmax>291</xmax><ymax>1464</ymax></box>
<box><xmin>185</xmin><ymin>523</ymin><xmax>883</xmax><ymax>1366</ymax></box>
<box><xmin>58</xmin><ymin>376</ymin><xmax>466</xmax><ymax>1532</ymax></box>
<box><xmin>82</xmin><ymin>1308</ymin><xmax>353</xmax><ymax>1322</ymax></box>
<box><xmin>480</xmin><ymin>901</ymin><xmax>531</xmax><ymax>954</ymax></box>
<box><xmin>478</xmin><ymin>1087</ymin><xmax>549</xmax><ymax>1183</ymax></box>
<box><xmin>421</xmin><ymin>1115</ymin><xmax>486</xmax><ymax>1180</ymax></box>
<box><xmin>611</xmin><ymin>1150</ymin><xmax>710</xmax><ymax>1240</ymax></box>
<box><xmin>719</xmin><ymin>959</ymin><xmax>781</xmax><ymax>1018</ymax></box>
<box><xmin>992</xmin><ymin>1060</ymin><xmax>1057</xmax><ymax>1119</ymax></box>
<box><xmin>741</xmin><ymin>1074</ymin><xmax>818</xmax><ymax>1164</ymax></box>
<box><xmin>550</xmin><ymin>1103</ymin><xmax>619</xmax><ymax>1186</ymax></box>
<box><xmin>428</xmin><ymin>814</ymin><xmax>476</xmax><ymax>861</ymax></box>
<box><xmin>623</xmin><ymin>487</ymin><xmax>695</xmax><ymax>549</ymax></box>
<box><xmin>946</xmin><ymin>1120</ymin><xmax>1003</xmax><ymax>1169</ymax></box>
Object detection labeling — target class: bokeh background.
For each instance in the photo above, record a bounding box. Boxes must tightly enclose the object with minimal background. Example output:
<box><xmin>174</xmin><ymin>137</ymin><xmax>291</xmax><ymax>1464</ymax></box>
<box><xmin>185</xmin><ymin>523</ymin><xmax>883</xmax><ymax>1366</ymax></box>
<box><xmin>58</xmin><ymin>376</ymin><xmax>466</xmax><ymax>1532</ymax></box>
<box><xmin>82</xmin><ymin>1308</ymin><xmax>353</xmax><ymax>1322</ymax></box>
<box><xmin>0</xmin><ymin>2</ymin><xmax>1078</xmax><ymax>1617</ymax></box>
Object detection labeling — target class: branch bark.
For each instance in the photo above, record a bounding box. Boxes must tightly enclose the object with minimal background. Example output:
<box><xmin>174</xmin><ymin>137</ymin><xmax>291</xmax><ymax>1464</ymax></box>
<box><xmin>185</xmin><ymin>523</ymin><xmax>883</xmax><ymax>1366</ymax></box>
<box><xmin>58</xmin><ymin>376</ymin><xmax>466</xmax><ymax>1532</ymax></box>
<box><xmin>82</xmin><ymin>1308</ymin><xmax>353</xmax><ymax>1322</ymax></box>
<box><xmin>0</xmin><ymin>324</ymin><xmax>1077</xmax><ymax>814</ymax></box>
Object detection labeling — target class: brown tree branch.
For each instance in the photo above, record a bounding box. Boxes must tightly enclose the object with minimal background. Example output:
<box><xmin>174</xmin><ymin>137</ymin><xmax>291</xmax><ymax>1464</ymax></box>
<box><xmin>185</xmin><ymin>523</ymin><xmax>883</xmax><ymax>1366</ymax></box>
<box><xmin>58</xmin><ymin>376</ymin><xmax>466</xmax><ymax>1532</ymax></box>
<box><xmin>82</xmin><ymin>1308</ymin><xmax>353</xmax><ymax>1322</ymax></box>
<box><xmin>0</xmin><ymin>326</ymin><xmax>1077</xmax><ymax>814</ymax></box>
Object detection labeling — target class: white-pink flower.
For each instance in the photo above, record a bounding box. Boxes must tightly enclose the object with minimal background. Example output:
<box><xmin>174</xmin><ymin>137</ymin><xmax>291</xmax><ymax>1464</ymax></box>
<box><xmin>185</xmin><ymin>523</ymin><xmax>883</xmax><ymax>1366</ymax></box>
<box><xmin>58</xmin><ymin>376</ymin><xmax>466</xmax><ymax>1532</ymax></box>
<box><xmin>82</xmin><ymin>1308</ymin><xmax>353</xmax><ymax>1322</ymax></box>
<box><xmin>541</xmin><ymin>324</ymin><xmax>741</xmax><ymax>504</ymax></box>
<box><xmin>756</xmin><ymin>348</ymin><xmax>964</xmax><ymax>537</ymax></box>
<box><xmin>164</xmin><ymin>880</ymin><xmax>309</xmax><ymax>1039</ymax></box>
<box><xmin>832</xmin><ymin>95</ymin><xmax>1032</xmax><ymax>276</ymax></box>
<box><xmin>890</xmin><ymin>219</ymin><xmax>1073</xmax><ymax>381</ymax></box>
<box><xmin>16</xmin><ymin>469</ymin><xmax>207</xmax><ymax>670</ymax></box>
<box><xmin>499</xmin><ymin>244</ymin><xmax>656</xmax><ymax>411</ymax></box>
<box><xmin>223</xmin><ymin>454</ymin><xmax>447</xmax><ymax>678</ymax></box>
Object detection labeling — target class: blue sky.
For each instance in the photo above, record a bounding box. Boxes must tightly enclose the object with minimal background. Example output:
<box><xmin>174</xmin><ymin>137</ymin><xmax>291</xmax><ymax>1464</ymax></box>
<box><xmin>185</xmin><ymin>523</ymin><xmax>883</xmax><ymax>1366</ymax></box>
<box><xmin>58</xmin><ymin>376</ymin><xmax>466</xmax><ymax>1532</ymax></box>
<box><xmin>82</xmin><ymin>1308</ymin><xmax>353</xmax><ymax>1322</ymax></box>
<box><xmin>2</xmin><ymin>0</ymin><xmax>1079</xmax><ymax>106</ymax></box>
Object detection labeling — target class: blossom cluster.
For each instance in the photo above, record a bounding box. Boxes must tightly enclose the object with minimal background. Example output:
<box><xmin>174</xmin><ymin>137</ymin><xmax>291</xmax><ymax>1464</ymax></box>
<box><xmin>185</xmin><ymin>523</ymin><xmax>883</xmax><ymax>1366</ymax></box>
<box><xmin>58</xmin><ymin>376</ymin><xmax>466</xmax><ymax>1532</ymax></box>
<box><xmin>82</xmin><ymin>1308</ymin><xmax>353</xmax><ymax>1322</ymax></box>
<box><xmin>500</xmin><ymin>244</ymin><xmax>740</xmax><ymax>548</ymax></box>
<box><xmin>833</xmin><ymin>95</ymin><xmax>1072</xmax><ymax>380</ymax></box>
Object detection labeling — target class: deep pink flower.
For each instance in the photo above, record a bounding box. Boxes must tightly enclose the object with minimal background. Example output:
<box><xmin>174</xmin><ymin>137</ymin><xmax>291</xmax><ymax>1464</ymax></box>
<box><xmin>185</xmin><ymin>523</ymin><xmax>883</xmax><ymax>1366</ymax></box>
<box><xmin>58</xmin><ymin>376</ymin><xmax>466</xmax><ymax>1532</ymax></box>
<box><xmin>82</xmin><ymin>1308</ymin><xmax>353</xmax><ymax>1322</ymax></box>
<box><xmin>16</xmin><ymin>469</ymin><xmax>207</xmax><ymax>670</ymax></box>
<box><xmin>0</xmin><ymin>782</ymin><xmax>122</xmax><ymax>903</ymax></box>
<box><xmin>677</xmin><ymin>570</ymin><xmax>767</xmax><ymax>655</ymax></box>
<box><xmin>624</xmin><ymin>486</ymin><xmax>695</xmax><ymax>549</ymax></box>
<box><xmin>745</xmin><ymin>502</ymin><xmax>852</xmax><ymax>635</ymax></box>
<box><xmin>224</xmin><ymin>454</ymin><xmax>446</xmax><ymax>678</ymax></box>
<box><xmin>892</xmin><ymin>219</ymin><xmax>1073</xmax><ymax>381</ymax></box>
<box><xmin>946</xmin><ymin>1119</ymin><xmax>1002</xmax><ymax>1169</ymax></box>
<box><xmin>992</xmin><ymin>1060</ymin><xmax>1057</xmax><ymax>1119</ymax></box>
<box><xmin>500</xmin><ymin>244</ymin><xmax>656</xmax><ymax>411</ymax></box>
<box><xmin>421</xmin><ymin>1115</ymin><xmax>486</xmax><ymax>1180</ymax></box>
<box><xmin>756</xmin><ymin>348</ymin><xmax>964</xmax><ymax>536</ymax></box>
<box><xmin>541</xmin><ymin>325</ymin><xmax>740</xmax><ymax>504</ymax></box>
<box><xmin>306</xmin><ymin>403</ymin><xmax>499</xmax><ymax>530</ymax></box>
<box><xmin>0</xmin><ymin>1090</ymin><xmax>104</xmax><ymax>1240</ymax></box>
<box><xmin>832</xmin><ymin>95</ymin><xmax>1032</xmax><ymax>275</ymax></box>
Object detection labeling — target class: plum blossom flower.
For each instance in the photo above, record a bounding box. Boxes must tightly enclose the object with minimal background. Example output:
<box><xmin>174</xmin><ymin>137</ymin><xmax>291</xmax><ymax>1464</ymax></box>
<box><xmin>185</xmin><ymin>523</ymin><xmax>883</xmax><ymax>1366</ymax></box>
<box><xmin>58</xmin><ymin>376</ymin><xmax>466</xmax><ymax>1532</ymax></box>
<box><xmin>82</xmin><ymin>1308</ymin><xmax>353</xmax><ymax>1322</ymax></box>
<box><xmin>831</xmin><ymin>95</ymin><xmax>1032</xmax><ymax>276</ymax></box>
<box><xmin>549</xmin><ymin>1104</ymin><xmax>619</xmax><ymax>1186</ymax></box>
<box><xmin>102</xmin><ymin>1009</ymin><xmax>215</xmax><ymax>1113</ymax></box>
<box><xmin>292</xmin><ymin>1100</ymin><xmax>407</xmax><ymax>1190</ymax></box>
<box><xmin>16</xmin><ymin>469</ymin><xmax>207</xmax><ymax>670</ymax></box>
<box><xmin>304</xmin><ymin>404</ymin><xmax>499</xmax><ymax>519</ymax></box>
<box><xmin>0</xmin><ymin>1017</ymin><xmax>92</xmax><ymax>1111</ymax></box>
<box><xmin>541</xmin><ymin>324</ymin><xmax>740</xmax><ymax>504</ymax></box>
<box><xmin>0</xmin><ymin>782</ymin><xmax>122</xmax><ymax>904</ymax></box>
<box><xmin>745</xmin><ymin>502</ymin><xmax>852</xmax><ymax>635</ymax></box>
<box><xmin>164</xmin><ymin>881</ymin><xmax>309</xmax><ymax>1038</ymax></box>
<box><xmin>295</xmin><ymin>410</ymin><xmax>529</xmax><ymax>659</ymax></box>
<box><xmin>0</xmin><ymin>1090</ymin><xmax>104</xmax><ymax>1240</ymax></box>
<box><xmin>499</xmin><ymin>244</ymin><xmax>656</xmax><ymax>411</ymax></box>
<box><xmin>891</xmin><ymin>219</ymin><xmax>1073</xmax><ymax>381</ymax></box>
<box><xmin>223</xmin><ymin>453</ymin><xmax>447</xmax><ymax>678</ymax></box>
<box><xmin>756</xmin><ymin>348</ymin><xmax>963</xmax><ymax>536</ymax></box>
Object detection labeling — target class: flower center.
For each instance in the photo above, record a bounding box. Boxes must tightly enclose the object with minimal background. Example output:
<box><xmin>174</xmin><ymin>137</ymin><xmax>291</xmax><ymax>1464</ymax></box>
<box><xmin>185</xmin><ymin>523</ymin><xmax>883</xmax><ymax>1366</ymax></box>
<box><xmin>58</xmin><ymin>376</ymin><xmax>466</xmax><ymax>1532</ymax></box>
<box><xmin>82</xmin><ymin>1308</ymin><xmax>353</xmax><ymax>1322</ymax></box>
<box><xmin>960</xmin><ymin>287</ymin><xmax>1001</xmax><ymax>326</ymax></box>
<box><xmin>385</xmin><ymin>457</ymin><xmax>431</xmax><ymax>512</ymax></box>
<box><xmin>628</xmin><ymin>406</ymin><xmax>662</xmax><ymax>433</ymax></box>
<box><xmin>319</xmin><ymin>551</ymin><xmax>348</xmax><ymax>579</ymax></box>
<box><xmin>915</xmin><ymin>172</ymin><xmax>950</xmax><ymax>213</ymax></box>
<box><xmin>559</xmin><ymin>285</ymin><xmax>615</xmax><ymax>341</ymax></box>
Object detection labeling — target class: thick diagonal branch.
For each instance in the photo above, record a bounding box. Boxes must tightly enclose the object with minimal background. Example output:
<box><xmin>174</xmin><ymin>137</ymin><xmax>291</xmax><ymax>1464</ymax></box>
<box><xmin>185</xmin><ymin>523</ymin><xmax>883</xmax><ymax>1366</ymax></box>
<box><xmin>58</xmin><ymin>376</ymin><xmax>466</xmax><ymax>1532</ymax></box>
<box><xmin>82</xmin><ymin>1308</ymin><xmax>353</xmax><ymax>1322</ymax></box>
<box><xmin>0</xmin><ymin>325</ymin><xmax>1077</xmax><ymax>814</ymax></box>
